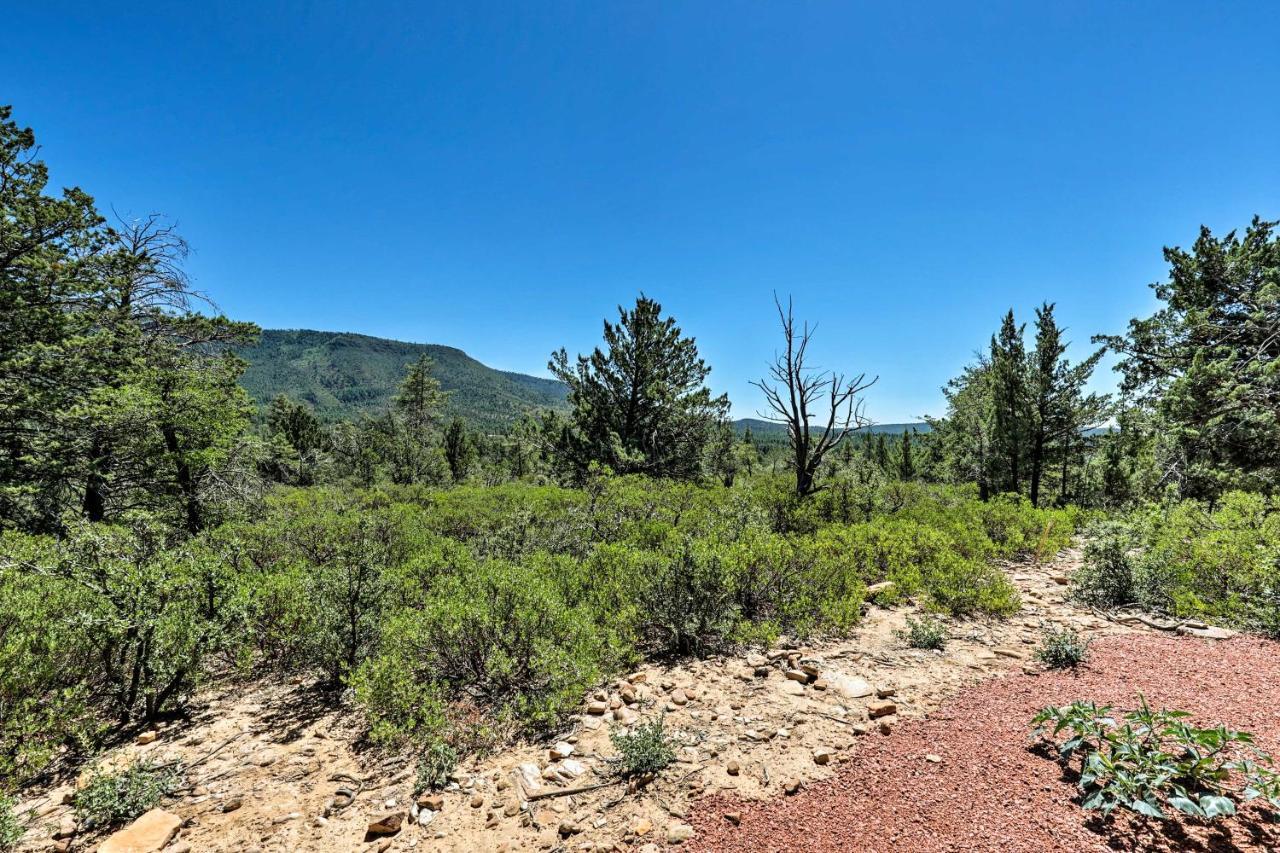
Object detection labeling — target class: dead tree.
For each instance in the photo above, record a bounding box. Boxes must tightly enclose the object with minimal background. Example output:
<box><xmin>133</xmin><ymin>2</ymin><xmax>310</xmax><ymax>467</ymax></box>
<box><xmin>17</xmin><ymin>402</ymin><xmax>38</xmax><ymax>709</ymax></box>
<box><xmin>752</xmin><ymin>296</ymin><xmax>876</xmax><ymax>497</ymax></box>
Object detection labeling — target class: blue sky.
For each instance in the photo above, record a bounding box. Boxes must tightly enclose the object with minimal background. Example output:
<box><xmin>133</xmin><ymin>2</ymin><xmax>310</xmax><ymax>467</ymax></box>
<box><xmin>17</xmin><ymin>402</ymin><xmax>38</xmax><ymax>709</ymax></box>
<box><xmin>7</xmin><ymin>2</ymin><xmax>1279</xmax><ymax>421</ymax></box>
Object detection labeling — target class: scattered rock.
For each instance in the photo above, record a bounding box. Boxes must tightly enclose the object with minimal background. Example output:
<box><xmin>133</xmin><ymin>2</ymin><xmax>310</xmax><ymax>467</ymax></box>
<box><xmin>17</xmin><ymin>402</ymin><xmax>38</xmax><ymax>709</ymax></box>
<box><xmin>629</xmin><ymin>816</ymin><xmax>653</xmax><ymax>837</ymax></box>
<box><xmin>470</xmin><ymin>794</ymin><xmax>484</xmax><ymax>808</ymax></box>
<box><xmin>783</xmin><ymin>779</ymin><xmax>802</xmax><ymax>795</ymax></box>
<box><xmin>724</xmin><ymin>811</ymin><xmax>741</xmax><ymax>826</ymax></box>
<box><xmin>366</xmin><ymin>811</ymin><xmax>405</xmax><ymax>837</ymax></box>
<box><xmin>813</xmin><ymin>747</ymin><xmax>834</xmax><ymax>766</ymax></box>
<box><xmin>667</xmin><ymin>822</ymin><xmax>695</xmax><ymax>844</ymax></box>
<box><xmin>925</xmin><ymin>753</ymin><xmax>943</xmax><ymax>763</ymax></box>
<box><xmin>417</xmin><ymin>792</ymin><xmax>444</xmax><ymax>812</ymax></box>
<box><xmin>670</xmin><ymin>688</ymin><xmax>689</xmax><ymax>706</ymax></box>
<box><xmin>780</xmin><ymin>680</ymin><xmax>806</xmax><ymax>696</ymax></box>
<box><xmin>221</xmin><ymin>797</ymin><xmax>244</xmax><ymax>813</ymax></box>
<box><xmin>784</xmin><ymin>669</ymin><xmax>810</xmax><ymax>683</ymax></box>
<box><xmin>98</xmin><ymin>809</ymin><xmax>182</xmax><ymax>853</ymax></box>
<box><xmin>586</xmin><ymin>701</ymin><xmax>609</xmax><ymax>715</ymax></box>
<box><xmin>549</xmin><ymin>741</ymin><xmax>574</xmax><ymax>760</ymax></box>
<box><xmin>558</xmin><ymin>820</ymin><xmax>582</xmax><ymax>837</ymax></box>
<box><xmin>726</xmin><ymin>760</ymin><xmax>740</xmax><ymax>776</ymax></box>
<box><xmin>135</xmin><ymin>730</ymin><xmax>158</xmax><ymax>745</ymax></box>
<box><xmin>867</xmin><ymin>700</ymin><xmax>897</xmax><ymax>719</ymax></box>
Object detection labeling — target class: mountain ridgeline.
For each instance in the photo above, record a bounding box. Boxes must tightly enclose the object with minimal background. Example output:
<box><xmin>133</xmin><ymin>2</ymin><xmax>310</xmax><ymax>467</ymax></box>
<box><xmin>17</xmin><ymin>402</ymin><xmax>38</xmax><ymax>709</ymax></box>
<box><xmin>237</xmin><ymin>329</ymin><xmax>569</xmax><ymax>430</ymax></box>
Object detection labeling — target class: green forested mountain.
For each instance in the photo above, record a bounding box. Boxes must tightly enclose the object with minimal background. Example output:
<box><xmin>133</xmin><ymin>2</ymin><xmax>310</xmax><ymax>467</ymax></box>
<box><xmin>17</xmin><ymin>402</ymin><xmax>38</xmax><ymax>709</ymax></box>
<box><xmin>238</xmin><ymin>329</ymin><xmax>569</xmax><ymax>430</ymax></box>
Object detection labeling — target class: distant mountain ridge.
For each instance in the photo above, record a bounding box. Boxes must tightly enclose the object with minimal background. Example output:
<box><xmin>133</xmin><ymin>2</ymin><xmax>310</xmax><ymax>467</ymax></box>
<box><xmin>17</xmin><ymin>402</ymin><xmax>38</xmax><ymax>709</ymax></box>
<box><xmin>237</xmin><ymin>329</ymin><xmax>569</xmax><ymax>430</ymax></box>
<box><xmin>732</xmin><ymin>417</ymin><xmax>931</xmax><ymax>438</ymax></box>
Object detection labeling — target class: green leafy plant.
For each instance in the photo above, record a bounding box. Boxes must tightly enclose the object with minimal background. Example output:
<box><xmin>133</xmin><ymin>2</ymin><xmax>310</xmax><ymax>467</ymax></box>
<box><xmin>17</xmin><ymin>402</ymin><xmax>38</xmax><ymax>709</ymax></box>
<box><xmin>897</xmin><ymin>616</ymin><xmax>947</xmax><ymax>650</ymax></box>
<box><xmin>74</xmin><ymin>760</ymin><xmax>181</xmax><ymax>828</ymax></box>
<box><xmin>0</xmin><ymin>795</ymin><xmax>23</xmax><ymax>851</ymax></box>
<box><xmin>1031</xmin><ymin>696</ymin><xmax>1280</xmax><ymax>822</ymax></box>
<box><xmin>610</xmin><ymin>717</ymin><xmax>676</xmax><ymax>778</ymax></box>
<box><xmin>413</xmin><ymin>739</ymin><xmax>459</xmax><ymax>794</ymax></box>
<box><xmin>1034</xmin><ymin>625</ymin><xmax>1090</xmax><ymax>669</ymax></box>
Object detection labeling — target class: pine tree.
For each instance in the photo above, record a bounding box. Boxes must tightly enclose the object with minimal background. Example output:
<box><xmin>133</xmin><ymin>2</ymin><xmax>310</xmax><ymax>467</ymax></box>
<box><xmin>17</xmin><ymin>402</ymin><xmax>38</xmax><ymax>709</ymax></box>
<box><xmin>899</xmin><ymin>429</ymin><xmax>915</xmax><ymax>480</ymax></box>
<box><xmin>989</xmin><ymin>310</ymin><xmax>1029</xmax><ymax>494</ymax></box>
<box><xmin>549</xmin><ymin>295</ymin><xmax>729</xmax><ymax>479</ymax></box>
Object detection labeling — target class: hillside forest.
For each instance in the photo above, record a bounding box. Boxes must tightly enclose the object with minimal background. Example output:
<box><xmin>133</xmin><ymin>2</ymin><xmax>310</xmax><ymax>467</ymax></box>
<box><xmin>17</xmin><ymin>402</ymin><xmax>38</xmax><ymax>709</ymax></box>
<box><xmin>2</xmin><ymin>104</ymin><xmax>1280</xmax><ymax>847</ymax></box>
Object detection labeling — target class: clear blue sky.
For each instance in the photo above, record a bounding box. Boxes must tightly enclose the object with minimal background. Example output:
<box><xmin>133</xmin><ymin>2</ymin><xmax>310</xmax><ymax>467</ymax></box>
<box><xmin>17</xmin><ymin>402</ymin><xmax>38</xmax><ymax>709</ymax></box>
<box><xmin>7</xmin><ymin>2</ymin><xmax>1278</xmax><ymax>421</ymax></box>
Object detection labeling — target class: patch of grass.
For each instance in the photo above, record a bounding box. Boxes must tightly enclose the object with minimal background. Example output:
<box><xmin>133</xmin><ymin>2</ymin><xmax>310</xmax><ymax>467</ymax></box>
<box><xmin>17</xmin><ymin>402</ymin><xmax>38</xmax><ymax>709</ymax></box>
<box><xmin>74</xmin><ymin>760</ymin><xmax>181</xmax><ymax>829</ymax></box>
<box><xmin>897</xmin><ymin>616</ymin><xmax>947</xmax><ymax>650</ymax></box>
<box><xmin>610</xmin><ymin>717</ymin><xmax>676</xmax><ymax>778</ymax></box>
<box><xmin>1034</xmin><ymin>625</ymin><xmax>1090</xmax><ymax>669</ymax></box>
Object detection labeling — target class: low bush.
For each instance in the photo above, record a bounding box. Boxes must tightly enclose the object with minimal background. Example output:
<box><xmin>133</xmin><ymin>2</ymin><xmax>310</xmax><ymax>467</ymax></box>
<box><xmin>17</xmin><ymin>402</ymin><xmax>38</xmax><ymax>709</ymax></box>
<box><xmin>74</xmin><ymin>759</ymin><xmax>181</xmax><ymax>829</ymax></box>
<box><xmin>1034</xmin><ymin>625</ymin><xmax>1090</xmax><ymax>669</ymax></box>
<box><xmin>0</xmin><ymin>796</ymin><xmax>22</xmax><ymax>851</ymax></box>
<box><xmin>1074</xmin><ymin>520</ymin><xmax>1137</xmax><ymax>608</ymax></box>
<box><xmin>898</xmin><ymin>616</ymin><xmax>948</xmax><ymax>650</ymax></box>
<box><xmin>1031</xmin><ymin>697</ymin><xmax>1280</xmax><ymax>821</ymax></box>
<box><xmin>610</xmin><ymin>717</ymin><xmax>676</xmax><ymax>778</ymax></box>
<box><xmin>413</xmin><ymin>740</ymin><xmax>459</xmax><ymax>794</ymax></box>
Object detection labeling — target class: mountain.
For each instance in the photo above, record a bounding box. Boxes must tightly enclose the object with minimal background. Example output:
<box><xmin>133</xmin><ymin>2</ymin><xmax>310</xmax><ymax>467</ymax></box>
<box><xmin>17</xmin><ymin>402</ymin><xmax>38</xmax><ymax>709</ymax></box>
<box><xmin>237</xmin><ymin>329</ymin><xmax>568</xmax><ymax>430</ymax></box>
<box><xmin>733</xmin><ymin>418</ymin><xmax>930</xmax><ymax>440</ymax></box>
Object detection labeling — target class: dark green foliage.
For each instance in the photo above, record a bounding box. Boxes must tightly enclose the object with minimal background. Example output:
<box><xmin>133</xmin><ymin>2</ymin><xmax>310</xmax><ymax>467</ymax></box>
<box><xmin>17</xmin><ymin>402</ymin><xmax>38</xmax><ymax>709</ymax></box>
<box><xmin>550</xmin><ymin>295</ymin><xmax>730</xmax><ymax>480</ymax></box>
<box><xmin>238</xmin><ymin>329</ymin><xmax>569</xmax><ymax>430</ymax></box>
<box><xmin>898</xmin><ymin>616</ymin><xmax>947</xmax><ymax>650</ymax></box>
<box><xmin>1034</xmin><ymin>625</ymin><xmax>1090</xmax><ymax>668</ymax></box>
<box><xmin>610</xmin><ymin>718</ymin><xmax>676</xmax><ymax>778</ymax></box>
<box><xmin>1098</xmin><ymin>218</ymin><xmax>1280</xmax><ymax>500</ymax></box>
<box><xmin>1032</xmin><ymin>697</ymin><xmax>1280</xmax><ymax>822</ymax></box>
<box><xmin>1074</xmin><ymin>521</ymin><xmax>1137</xmax><ymax>608</ymax></box>
<box><xmin>74</xmin><ymin>760</ymin><xmax>181</xmax><ymax>828</ymax></box>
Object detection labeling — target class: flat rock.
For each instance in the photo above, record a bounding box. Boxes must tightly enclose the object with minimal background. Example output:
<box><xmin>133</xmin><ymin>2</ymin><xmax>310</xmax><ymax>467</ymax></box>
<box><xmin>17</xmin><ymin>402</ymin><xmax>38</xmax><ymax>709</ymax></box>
<box><xmin>1177</xmin><ymin>625</ymin><xmax>1236</xmax><ymax>640</ymax></box>
<box><xmin>867</xmin><ymin>700</ymin><xmax>897</xmax><ymax>719</ymax></box>
<box><xmin>780</xmin><ymin>680</ymin><xmax>806</xmax><ymax>696</ymax></box>
<box><xmin>98</xmin><ymin>809</ymin><xmax>182</xmax><ymax>853</ymax></box>
<box><xmin>829</xmin><ymin>674</ymin><xmax>875</xmax><ymax>699</ymax></box>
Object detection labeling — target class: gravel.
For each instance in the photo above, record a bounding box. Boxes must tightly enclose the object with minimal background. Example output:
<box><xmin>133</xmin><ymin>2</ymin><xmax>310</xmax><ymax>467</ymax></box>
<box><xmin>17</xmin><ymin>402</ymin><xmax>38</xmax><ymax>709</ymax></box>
<box><xmin>689</xmin><ymin>634</ymin><xmax>1280</xmax><ymax>852</ymax></box>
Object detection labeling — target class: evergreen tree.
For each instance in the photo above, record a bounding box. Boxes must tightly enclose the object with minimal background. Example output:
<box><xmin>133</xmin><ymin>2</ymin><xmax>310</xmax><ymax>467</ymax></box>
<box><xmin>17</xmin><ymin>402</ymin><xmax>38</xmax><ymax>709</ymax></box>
<box><xmin>549</xmin><ymin>295</ymin><xmax>730</xmax><ymax>480</ymax></box>
<box><xmin>989</xmin><ymin>310</ymin><xmax>1029</xmax><ymax>494</ymax></box>
<box><xmin>443</xmin><ymin>417</ymin><xmax>475</xmax><ymax>482</ymax></box>
<box><xmin>1098</xmin><ymin>218</ymin><xmax>1280</xmax><ymax>498</ymax></box>
<box><xmin>899</xmin><ymin>429</ymin><xmax>915</xmax><ymax>480</ymax></box>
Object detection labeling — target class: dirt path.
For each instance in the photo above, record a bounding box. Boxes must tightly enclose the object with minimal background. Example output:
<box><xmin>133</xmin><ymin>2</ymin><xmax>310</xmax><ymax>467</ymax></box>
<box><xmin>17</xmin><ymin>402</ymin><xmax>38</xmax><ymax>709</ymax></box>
<box><xmin>16</xmin><ymin>549</ymin><xmax>1151</xmax><ymax>852</ymax></box>
<box><xmin>687</xmin><ymin>632</ymin><xmax>1280</xmax><ymax>852</ymax></box>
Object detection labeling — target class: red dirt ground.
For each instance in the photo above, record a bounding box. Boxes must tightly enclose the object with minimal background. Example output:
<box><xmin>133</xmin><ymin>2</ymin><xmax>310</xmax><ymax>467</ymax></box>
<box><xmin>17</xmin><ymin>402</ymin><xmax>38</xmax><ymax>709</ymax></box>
<box><xmin>689</xmin><ymin>634</ymin><xmax>1280</xmax><ymax>852</ymax></box>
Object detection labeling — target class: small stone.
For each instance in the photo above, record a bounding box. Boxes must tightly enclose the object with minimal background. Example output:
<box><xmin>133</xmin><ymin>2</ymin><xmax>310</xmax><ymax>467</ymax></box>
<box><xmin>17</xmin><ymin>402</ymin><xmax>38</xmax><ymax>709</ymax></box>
<box><xmin>549</xmin><ymin>741</ymin><xmax>574</xmax><ymax>760</ymax></box>
<box><xmin>221</xmin><ymin>797</ymin><xmax>244</xmax><ymax>813</ymax></box>
<box><xmin>417</xmin><ymin>793</ymin><xmax>444</xmax><ymax>812</ymax></box>
<box><xmin>877</xmin><ymin>720</ymin><xmax>893</xmax><ymax>735</ymax></box>
<box><xmin>867</xmin><ymin>700</ymin><xmax>897</xmax><ymax>719</ymax></box>
<box><xmin>135</xmin><ymin>730</ymin><xmax>158</xmax><ymax>745</ymax></box>
<box><xmin>670</xmin><ymin>688</ymin><xmax>688</xmax><ymax>706</ymax></box>
<box><xmin>813</xmin><ymin>747</ymin><xmax>834</xmax><ymax>766</ymax></box>
<box><xmin>829</xmin><ymin>675</ymin><xmax>875</xmax><ymax>699</ymax></box>
<box><xmin>586</xmin><ymin>701</ymin><xmax>609</xmax><ymax>715</ymax></box>
<box><xmin>724</xmin><ymin>811</ymin><xmax>741</xmax><ymax>826</ymax></box>
<box><xmin>784</xmin><ymin>669</ymin><xmax>809</xmax><ymax>683</ymax></box>
<box><xmin>812</xmin><ymin>679</ymin><xmax>829</xmax><ymax>691</ymax></box>
<box><xmin>667</xmin><ymin>822</ymin><xmax>695</xmax><ymax>844</ymax></box>
<box><xmin>559</xmin><ymin>820</ymin><xmax>582</xmax><ymax>837</ymax></box>
<box><xmin>925</xmin><ymin>753</ymin><xmax>943</xmax><ymax>763</ymax></box>
<box><xmin>366</xmin><ymin>812</ymin><xmax>405</xmax><ymax>836</ymax></box>
<box><xmin>726</xmin><ymin>760</ymin><xmax>740</xmax><ymax>776</ymax></box>
<box><xmin>627</xmin><ymin>671</ymin><xmax>648</xmax><ymax>684</ymax></box>
<box><xmin>53</xmin><ymin>816</ymin><xmax>77</xmax><ymax>839</ymax></box>
<box><xmin>783</xmin><ymin>779</ymin><xmax>802</xmax><ymax>795</ymax></box>
<box><xmin>1051</xmin><ymin>575</ymin><xmax>1069</xmax><ymax>585</ymax></box>
<box><xmin>753</xmin><ymin>666</ymin><xmax>771</xmax><ymax>678</ymax></box>
<box><xmin>865</xmin><ymin>580</ymin><xmax>896</xmax><ymax>597</ymax></box>
<box><xmin>875</xmin><ymin>686</ymin><xmax>896</xmax><ymax>698</ymax></box>
<box><xmin>630</xmin><ymin>816</ymin><xmax>653</xmax><ymax>836</ymax></box>
<box><xmin>470</xmin><ymin>794</ymin><xmax>484</xmax><ymax>808</ymax></box>
<box><xmin>780</xmin><ymin>680</ymin><xmax>806</xmax><ymax>696</ymax></box>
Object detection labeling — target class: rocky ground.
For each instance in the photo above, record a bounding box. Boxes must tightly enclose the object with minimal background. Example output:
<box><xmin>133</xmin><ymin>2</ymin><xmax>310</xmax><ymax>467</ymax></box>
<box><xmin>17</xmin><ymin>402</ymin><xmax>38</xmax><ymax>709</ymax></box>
<box><xmin>15</xmin><ymin>549</ymin><xmax>1163</xmax><ymax>852</ymax></box>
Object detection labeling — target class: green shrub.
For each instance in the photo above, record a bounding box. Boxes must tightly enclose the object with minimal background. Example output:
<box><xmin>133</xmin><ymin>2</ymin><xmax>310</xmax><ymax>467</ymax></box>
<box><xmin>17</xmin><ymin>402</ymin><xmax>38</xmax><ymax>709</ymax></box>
<box><xmin>897</xmin><ymin>616</ymin><xmax>948</xmax><ymax>650</ymax></box>
<box><xmin>413</xmin><ymin>740</ymin><xmax>459</xmax><ymax>794</ymax></box>
<box><xmin>610</xmin><ymin>717</ymin><xmax>676</xmax><ymax>777</ymax></box>
<box><xmin>1034</xmin><ymin>625</ymin><xmax>1090</xmax><ymax>669</ymax></box>
<box><xmin>0</xmin><ymin>796</ymin><xmax>23</xmax><ymax>851</ymax></box>
<box><xmin>1074</xmin><ymin>520</ymin><xmax>1137</xmax><ymax>608</ymax></box>
<box><xmin>1032</xmin><ymin>697</ymin><xmax>1280</xmax><ymax>821</ymax></box>
<box><xmin>74</xmin><ymin>759</ymin><xmax>181</xmax><ymax>828</ymax></box>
